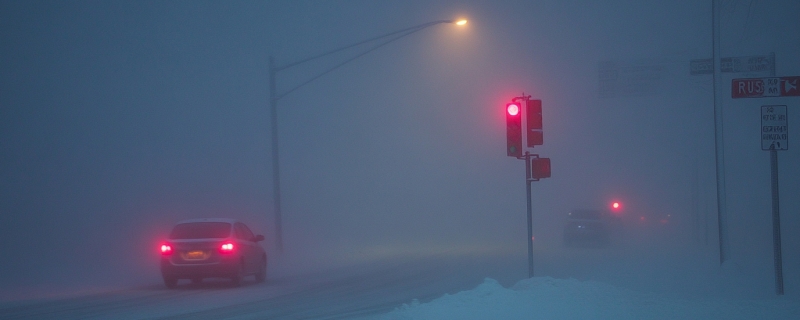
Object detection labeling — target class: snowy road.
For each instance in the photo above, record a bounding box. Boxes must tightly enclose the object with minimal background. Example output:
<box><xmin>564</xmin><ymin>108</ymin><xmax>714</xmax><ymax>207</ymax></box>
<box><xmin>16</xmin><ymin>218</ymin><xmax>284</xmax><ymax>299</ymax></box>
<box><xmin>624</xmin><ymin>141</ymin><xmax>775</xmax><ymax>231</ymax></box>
<box><xmin>0</xmin><ymin>230</ymin><xmax>787</xmax><ymax>319</ymax></box>
<box><xmin>0</xmin><ymin>252</ymin><xmax>518</xmax><ymax>320</ymax></box>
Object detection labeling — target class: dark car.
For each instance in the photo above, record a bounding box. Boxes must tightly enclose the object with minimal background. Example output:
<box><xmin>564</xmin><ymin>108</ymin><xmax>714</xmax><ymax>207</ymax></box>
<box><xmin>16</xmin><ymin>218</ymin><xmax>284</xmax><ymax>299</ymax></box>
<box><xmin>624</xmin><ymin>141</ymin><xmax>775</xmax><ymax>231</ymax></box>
<box><xmin>563</xmin><ymin>209</ymin><xmax>610</xmax><ymax>247</ymax></box>
<box><xmin>159</xmin><ymin>218</ymin><xmax>267</xmax><ymax>288</ymax></box>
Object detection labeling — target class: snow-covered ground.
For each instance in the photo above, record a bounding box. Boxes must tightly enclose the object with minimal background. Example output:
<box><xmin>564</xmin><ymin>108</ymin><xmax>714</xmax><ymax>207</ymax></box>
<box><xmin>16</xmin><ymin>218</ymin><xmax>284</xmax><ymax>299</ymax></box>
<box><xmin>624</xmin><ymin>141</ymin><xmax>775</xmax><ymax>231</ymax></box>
<box><xmin>381</xmin><ymin>276</ymin><xmax>800</xmax><ymax>320</ymax></box>
<box><xmin>369</xmin><ymin>234</ymin><xmax>800</xmax><ymax>320</ymax></box>
<box><xmin>3</xmin><ymin>242</ymin><xmax>798</xmax><ymax>319</ymax></box>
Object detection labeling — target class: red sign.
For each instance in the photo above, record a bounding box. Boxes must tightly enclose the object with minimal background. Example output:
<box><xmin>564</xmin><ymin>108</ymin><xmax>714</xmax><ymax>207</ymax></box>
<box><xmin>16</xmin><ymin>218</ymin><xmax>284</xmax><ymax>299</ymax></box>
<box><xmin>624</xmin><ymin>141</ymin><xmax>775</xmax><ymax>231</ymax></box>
<box><xmin>531</xmin><ymin>157</ymin><xmax>551</xmax><ymax>179</ymax></box>
<box><xmin>732</xmin><ymin>77</ymin><xmax>800</xmax><ymax>98</ymax></box>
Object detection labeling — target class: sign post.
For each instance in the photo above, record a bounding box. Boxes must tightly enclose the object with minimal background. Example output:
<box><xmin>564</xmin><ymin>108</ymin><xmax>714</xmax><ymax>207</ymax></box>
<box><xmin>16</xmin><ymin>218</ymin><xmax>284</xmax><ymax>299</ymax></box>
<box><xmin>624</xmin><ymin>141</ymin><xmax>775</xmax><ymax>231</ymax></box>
<box><xmin>762</xmin><ymin>105</ymin><xmax>788</xmax><ymax>295</ymax></box>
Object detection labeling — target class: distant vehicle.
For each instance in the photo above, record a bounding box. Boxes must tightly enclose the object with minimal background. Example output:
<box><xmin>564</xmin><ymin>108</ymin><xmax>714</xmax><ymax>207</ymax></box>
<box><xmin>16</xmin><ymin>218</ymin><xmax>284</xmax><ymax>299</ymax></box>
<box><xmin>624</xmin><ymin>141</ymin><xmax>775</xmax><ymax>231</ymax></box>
<box><xmin>159</xmin><ymin>218</ymin><xmax>267</xmax><ymax>288</ymax></box>
<box><xmin>635</xmin><ymin>213</ymin><xmax>672</xmax><ymax>225</ymax></box>
<box><xmin>563</xmin><ymin>209</ymin><xmax>610</xmax><ymax>247</ymax></box>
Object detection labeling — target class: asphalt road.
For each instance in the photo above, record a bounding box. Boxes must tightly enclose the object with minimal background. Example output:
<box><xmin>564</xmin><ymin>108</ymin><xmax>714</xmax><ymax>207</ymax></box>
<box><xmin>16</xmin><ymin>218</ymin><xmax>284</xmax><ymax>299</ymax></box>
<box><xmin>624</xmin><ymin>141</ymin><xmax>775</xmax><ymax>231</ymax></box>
<box><xmin>0</xmin><ymin>225</ymin><xmax>726</xmax><ymax>319</ymax></box>
<box><xmin>0</xmin><ymin>251</ymin><xmax>524</xmax><ymax>320</ymax></box>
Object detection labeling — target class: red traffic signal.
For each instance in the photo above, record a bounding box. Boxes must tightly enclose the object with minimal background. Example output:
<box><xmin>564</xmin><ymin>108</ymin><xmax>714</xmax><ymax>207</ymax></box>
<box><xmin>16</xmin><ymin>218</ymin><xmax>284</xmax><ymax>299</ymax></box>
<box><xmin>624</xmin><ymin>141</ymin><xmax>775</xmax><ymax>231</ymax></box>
<box><xmin>527</xmin><ymin>99</ymin><xmax>542</xmax><ymax>147</ymax></box>
<box><xmin>610</xmin><ymin>201</ymin><xmax>623</xmax><ymax>211</ymax></box>
<box><xmin>608</xmin><ymin>201</ymin><xmax>624</xmax><ymax>217</ymax></box>
<box><xmin>507</xmin><ymin>103</ymin><xmax>520</xmax><ymax>116</ymax></box>
<box><xmin>531</xmin><ymin>157</ymin><xmax>551</xmax><ymax>179</ymax></box>
<box><xmin>506</xmin><ymin>102</ymin><xmax>522</xmax><ymax>157</ymax></box>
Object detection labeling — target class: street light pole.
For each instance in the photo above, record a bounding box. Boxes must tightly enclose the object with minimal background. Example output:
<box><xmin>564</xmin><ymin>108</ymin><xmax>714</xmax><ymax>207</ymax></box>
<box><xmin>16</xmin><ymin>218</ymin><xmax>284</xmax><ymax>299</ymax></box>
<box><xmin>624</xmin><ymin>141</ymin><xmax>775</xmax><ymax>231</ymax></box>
<box><xmin>268</xmin><ymin>55</ymin><xmax>282</xmax><ymax>252</ymax></box>
<box><xmin>268</xmin><ymin>19</ymin><xmax>467</xmax><ymax>252</ymax></box>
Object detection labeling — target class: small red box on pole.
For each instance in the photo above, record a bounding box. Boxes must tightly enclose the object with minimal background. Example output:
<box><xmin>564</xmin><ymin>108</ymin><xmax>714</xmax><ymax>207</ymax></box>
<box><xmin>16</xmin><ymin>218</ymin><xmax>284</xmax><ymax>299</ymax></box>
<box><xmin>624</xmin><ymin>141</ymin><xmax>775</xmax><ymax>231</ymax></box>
<box><xmin>531</xmin><ymin>157</ymin><xmax>551</xmax><ymax>179</ymax></box>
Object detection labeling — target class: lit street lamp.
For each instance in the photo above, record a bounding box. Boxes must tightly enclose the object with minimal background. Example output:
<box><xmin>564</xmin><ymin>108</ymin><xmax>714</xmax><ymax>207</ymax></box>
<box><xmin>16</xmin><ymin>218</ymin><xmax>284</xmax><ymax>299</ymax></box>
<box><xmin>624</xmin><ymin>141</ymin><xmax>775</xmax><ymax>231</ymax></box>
<box><xmin>268</xmin><ymin>19</ymin><xmax>467</xmax><ymax>251</ymax></box>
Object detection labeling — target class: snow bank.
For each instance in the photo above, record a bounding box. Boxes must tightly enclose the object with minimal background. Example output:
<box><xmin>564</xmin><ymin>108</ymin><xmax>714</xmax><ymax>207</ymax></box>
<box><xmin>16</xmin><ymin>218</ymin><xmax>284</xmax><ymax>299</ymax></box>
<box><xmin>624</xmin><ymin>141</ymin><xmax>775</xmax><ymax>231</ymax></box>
<box><xmin>381</xmin><ymin>277</ymin><xmax>800</xmax><ymax>320</ymax></box>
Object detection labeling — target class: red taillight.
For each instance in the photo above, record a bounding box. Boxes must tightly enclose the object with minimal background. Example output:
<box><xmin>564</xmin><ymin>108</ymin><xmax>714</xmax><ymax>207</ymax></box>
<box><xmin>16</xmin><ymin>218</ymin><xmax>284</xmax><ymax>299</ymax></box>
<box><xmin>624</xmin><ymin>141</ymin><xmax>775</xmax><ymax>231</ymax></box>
<box><xmin>219</xmin><ymin>242</ymin><xmax>235</xmax><ymax>254</ymax></box>
<box><xmin>160</xmin><ymin>244</ymin><xmax>173</xmax><ymax>255</ymax></box>
<box><xmin>608</xmin><ymin>201</ymin><xmax>624</xmax><ymax>217</ymax></box>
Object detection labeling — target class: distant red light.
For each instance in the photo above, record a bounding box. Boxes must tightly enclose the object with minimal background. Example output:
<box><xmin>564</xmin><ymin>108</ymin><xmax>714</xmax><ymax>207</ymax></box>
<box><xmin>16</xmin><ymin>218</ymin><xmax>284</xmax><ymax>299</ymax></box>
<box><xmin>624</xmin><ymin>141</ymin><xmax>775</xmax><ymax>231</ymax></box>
<box><xmin>639</xmin><ymin>216</ymin><xmax>645</xmax><ymax>221</ymax></box>
<box><xmin>160</xmin><ymin>244</ymin><xmax>173</xmax><ymax>255</ymax></box>
<box><xmin>608</xmin><ymin>201</ymin><xmax>624</xmax><ymax>218</ymax></box>
<box><xmin>507</xmin><ymin>103</ymin><xmax>520</xmax><ymax>116</ymax></box>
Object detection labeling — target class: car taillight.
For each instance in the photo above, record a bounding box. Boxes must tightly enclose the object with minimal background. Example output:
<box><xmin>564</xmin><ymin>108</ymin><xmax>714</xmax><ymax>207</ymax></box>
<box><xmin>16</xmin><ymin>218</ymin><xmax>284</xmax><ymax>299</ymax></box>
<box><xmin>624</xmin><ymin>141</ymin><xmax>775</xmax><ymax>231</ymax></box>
<box><xmin>160</xmin><ymin>244</ymin><xmax>173</xmax><ymax>255</ymax></box>
<box><xmin>219</xmin><ymin>242</ymin><xmax>235</xmax><ymax>254</ymax></box>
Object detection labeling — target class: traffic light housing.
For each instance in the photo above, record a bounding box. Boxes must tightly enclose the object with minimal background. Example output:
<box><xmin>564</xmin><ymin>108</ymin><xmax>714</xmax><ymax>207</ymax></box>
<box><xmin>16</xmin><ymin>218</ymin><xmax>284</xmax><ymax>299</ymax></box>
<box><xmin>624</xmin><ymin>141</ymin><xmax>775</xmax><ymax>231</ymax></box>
<box><xmin>531</xmin><ymin>157</ymin><xmax>551</xmax><ymax>179</ymax></box>
<box><xmin>506</xmin><ymin>102</ymin><xmax>522</xmax><ymax>157</ymax></box>
<box><xmin>527</xmin><ymin>99</ymin><xmax>543</xmax><ymax>147</ymax></box>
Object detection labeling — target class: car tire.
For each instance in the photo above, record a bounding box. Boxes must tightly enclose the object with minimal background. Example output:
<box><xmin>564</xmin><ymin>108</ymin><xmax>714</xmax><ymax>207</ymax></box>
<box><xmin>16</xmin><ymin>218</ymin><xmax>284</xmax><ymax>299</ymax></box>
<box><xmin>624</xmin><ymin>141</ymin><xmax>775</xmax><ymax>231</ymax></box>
<box><xmin>255</xmin><ymin>256</ymin><xmax>267</xmax><ymax>283</ymax></box>
<box><xmin>163</xmin><ymin>276</ymin><xmax>178</xmax><ymax>289</ymax></box>
<box><xmin>230</xmin><ymin>261</ymin><xmax>244</xmax><ymax>287</ymax></box>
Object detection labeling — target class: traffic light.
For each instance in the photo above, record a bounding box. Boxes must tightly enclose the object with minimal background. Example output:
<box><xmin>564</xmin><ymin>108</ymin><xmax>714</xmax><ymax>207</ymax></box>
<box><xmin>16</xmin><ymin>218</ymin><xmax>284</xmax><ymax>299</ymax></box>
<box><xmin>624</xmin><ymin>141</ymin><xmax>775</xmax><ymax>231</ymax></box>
<box><xmin>527</xmin><ymin>99</ymin><xmax>542</xmax><ymax>147</ymax></box>
<box><xmin>610</xmin><ymin>201</ymin><xmax>623</xmax><ymax>212</ymax></box>
<box><xmin>506</xmin><ymin>102</ymin><xmax>522</xmax><ymax>157</ymax></box>
<box><xmin>531</xmin><ymin>157</ymin><xmax>551</xmax><ymax>179</ymax></box>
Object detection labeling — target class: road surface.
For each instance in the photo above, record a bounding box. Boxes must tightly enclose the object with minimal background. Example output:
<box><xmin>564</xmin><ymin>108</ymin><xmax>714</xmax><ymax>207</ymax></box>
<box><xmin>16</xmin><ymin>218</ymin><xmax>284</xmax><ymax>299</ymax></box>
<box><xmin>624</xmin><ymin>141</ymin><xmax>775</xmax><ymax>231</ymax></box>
<box><xmin>0</xmin><ymin>250</ymin><xmax>524</xmax><ymax>320</ymax></box>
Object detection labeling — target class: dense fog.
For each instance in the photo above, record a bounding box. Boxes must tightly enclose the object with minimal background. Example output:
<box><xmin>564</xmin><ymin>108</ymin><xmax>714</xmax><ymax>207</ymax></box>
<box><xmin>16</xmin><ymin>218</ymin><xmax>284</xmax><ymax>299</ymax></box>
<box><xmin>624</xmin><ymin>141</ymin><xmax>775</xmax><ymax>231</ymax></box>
<box><xmin>1</xmin><ymin>0</ymin><xmax>798</xmax><ymax>300</ymax></box>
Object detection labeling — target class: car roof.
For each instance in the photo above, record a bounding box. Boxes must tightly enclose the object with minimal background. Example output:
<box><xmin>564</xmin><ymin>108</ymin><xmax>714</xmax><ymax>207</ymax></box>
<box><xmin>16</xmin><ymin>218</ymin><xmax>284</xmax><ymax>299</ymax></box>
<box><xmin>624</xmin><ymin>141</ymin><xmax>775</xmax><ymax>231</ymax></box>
<box><xmin>567</xmin><ymin>209</ymin><xmax>605</xmax><ymax>219</ymax></box>
<box><xmin>174</xmin><ymin>218</ymin><xmax>239</xmax><ymax>225</ymax></box>
<box><xmin>570</xmin><ymin>209</ymin><xmax>603</xmax><ymax>214</ymax></box>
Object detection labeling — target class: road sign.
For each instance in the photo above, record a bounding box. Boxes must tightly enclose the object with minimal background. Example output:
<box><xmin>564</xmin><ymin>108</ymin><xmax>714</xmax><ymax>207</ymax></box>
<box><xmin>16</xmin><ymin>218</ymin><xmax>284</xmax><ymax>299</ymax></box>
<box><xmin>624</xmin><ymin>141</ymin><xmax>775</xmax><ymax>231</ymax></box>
<box><xmin>732</xmin><ymin>77</ymin><xmax>800</xmax><ymax>98</ymax></box>
<box><xmin>690</xmin><ymin>59</ymin><xmax>713</xmax><ymax>75</ymax></box>
<box><xmin>530</xmin><ymin>157</ymin><xmax>551</xmax><ymax>179</ymax></box>
<box><xmin>690</xmin><ymin>54</ymin><xmax>774</xmax><ymax>75</ymax></box>
<box><xmin>721</xmin><ymin>55</ymin><xmax>773</xmax><ymax>73</ymax></box>
<box><xmin>761</xmin><ymin>105</ymin><xmax>788</xmax><ymax>150</ymax></box>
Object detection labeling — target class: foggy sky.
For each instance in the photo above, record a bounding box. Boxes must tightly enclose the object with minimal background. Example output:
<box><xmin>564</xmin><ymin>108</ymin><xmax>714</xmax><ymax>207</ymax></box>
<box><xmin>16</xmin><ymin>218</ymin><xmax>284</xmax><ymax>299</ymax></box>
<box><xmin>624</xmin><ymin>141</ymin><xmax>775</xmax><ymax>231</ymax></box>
<box><xmin>1</xmin><ymin>0</ymin><xmax>799</xmax><ymax>297</ymax></box>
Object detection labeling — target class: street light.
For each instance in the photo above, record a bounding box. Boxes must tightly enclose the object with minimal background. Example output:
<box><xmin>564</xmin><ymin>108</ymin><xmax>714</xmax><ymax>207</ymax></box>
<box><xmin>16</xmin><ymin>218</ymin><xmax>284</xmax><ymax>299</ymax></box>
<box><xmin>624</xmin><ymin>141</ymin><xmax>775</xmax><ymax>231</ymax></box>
<box><xmin>268</xmin><ymin>18</ymin><xmax>467</xmax><ymax>251</ymax></box>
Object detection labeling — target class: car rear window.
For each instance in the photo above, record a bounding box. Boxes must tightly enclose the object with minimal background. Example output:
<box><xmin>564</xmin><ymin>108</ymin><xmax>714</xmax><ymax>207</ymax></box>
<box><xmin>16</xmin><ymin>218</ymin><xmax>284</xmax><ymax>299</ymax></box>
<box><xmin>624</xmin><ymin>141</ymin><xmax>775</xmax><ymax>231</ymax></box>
<box><xmin>169</xmin><ymin>222</ymin><xmax>231</xmax><ymax>239</ymax></box>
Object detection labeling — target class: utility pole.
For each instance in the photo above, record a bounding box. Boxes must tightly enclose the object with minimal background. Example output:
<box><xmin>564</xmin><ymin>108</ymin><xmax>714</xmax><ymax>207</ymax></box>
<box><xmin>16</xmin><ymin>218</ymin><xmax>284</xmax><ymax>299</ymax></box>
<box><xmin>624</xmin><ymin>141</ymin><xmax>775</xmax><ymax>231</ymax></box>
<box><xmin>711</xmin><ymin>0</ymin><xmax>728</xmax><ymax>265</ymax></box>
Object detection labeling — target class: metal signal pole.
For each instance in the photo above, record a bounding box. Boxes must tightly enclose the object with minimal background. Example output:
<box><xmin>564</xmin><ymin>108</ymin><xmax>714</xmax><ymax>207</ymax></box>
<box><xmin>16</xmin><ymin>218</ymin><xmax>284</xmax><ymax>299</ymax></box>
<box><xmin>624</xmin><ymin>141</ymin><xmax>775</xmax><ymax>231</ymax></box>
<box><xmin>524</xmin><ymin>151</ymin><xmax>534</xmax><ymax>278</ymax></box>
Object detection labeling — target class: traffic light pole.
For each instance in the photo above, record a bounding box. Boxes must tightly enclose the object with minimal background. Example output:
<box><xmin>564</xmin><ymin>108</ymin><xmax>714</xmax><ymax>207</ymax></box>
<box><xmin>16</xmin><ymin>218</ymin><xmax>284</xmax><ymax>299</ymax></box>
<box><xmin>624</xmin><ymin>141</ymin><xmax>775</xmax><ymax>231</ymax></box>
<box><xmin>507</xmin><ymin>94</ymin><xmax>548</xmax><ymax>278</ymax></box>
<box><xmin>268</xmin><ymin>56</ymin><xmax>283</xmax><ymax>252</ymax></box>
<box><xmin>524</xmin><ymin>151</ymin><xmax>534</xmax><ymax>278</ymax></box>
<box><xmin>522</xmin><ymin>152</ymin><xmax>547</xmax><ymax>278</ymax></box>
